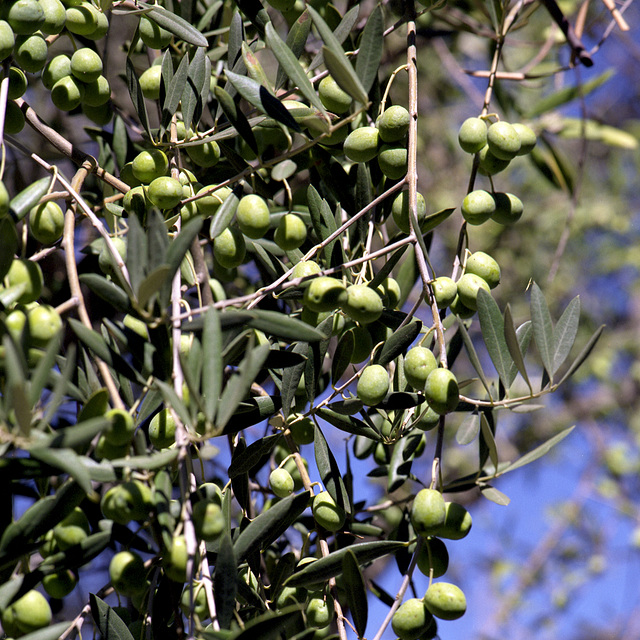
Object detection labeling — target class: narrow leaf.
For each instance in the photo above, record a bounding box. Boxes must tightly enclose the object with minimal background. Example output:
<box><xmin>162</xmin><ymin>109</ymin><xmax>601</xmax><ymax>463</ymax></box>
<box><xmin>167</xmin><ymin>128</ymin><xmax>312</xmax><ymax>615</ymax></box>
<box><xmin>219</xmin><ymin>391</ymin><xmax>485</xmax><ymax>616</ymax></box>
<box><xmin>316</xmin><ymin>407</ymin><xmax>380</xmax><ymax>440</ymax></box>
<box><xmin>214</xmin><ymin>534</ymin><xmax>237</xmax><ymax>629</ymax></box>
<box><xmin>90</xmin><ymin>594</ymin><xmax>135</xmax><ymax>640</ymax></box>
<box><xmin>308</xmin><ymin>5</ymin><xmax>359</xmax><ymax>73</ymax></box>
<box><xmin>480</xmin><ymin>412</ymin><xmax>499</xmax><ymax>475</ymax></box>
<box><xmin>137</xmin><ymin>265</ymin><xmax>171</xmax><ymax>309</ymax></box>
<box><xmin>322</xmin><ymin>45</ymin><xmax>368</xmax><ymax>105</ymax></box>
<box><xmin>276</xmin><ymin>10</ymin><xmax>312</xmax><ymax>90</ymax></box>
<box><xmin>480</xmin><ymin>486</ymin><xmax>510</xmax><ymax>505</ymax></box>
<box><xmin>265</xmin><ymin>22</ymin><xmax>327</xmax><ymax>116</ymax></box>
<box><xmin>79</xmin><ymin>273</ymin><xmax>131</xmax><ymax>313</ymax></box>
<box><xmin>202</xmin><ymin>307</ymin><xmax>222</xmax><ymax>423</ymax></box>
<box><xmin>9</xmin><ymin>177</ymin><xmax>49</xmax><ymax>222</ymax></box>
<box><xmin>456</xmin><ymin>317</ymin><xmax>493</xmax><ymax>398</ymax></box>
<box><xmin>503</xmin><ymin>307</ymin><xmax>532</xmax><ymax>391</ymax></box>
<box><xmin>556</xmin><ymin>324</ymin><xmax>605</xmax><ymax>386</ymax></box>
<box><xmin>501</xmin><ymin>426</ymin><xmax>575</xmax><ymax>474</ymax></box>
<box><xmin>162</xmin><ymin>53</ymin><xmax>190</xmax><ymax>127</ymax></box>
<box><xmin>456</xmin><ymin>409</ymin><xmax>480</xmax><ymax>445</ymax></box>
<box><xmin>247</xmin><ymin>310</ymin><xmax>328</xmax><ymax>342</ymax></box>
<box><xmin>209</xmin><ymin>188</ymin><xmax>239</xmax><ymax>240</ymax></box>
<box><xmin>314</xmin><ymin>423</ymin><xmax>351</xmax><ymax>514</ymax></box>
<box><xmin>29</xmin><ymin>448</ymin><xmax>93</xmax><ymax>496</ymax></box>
<box><xmin>342</xmin><ymin>550</ymin><xmax>368</xmax><ymax>638</ymax></box>
<box><xmin>530</xmin><ymin>282</ymin><xmax>555</xmax><ymax>380</ymax></box>
<box><xmin>214</xmin><ymin>86</ymin><xmax>259</xmax><ymax>154</ymax></box>
<box><xmin>332</xmin><ymin>330</ymin><xmax>354</xmax><ymax>384</ymax></box>
<box><xmin>374</xmin><ymin>320</ymin><xmax>422</xmax><ymax>367</ymax></box>
<box><xmin>125</xmin><ymin>57</ymin><xmax>150</xmax><ymax>139</ymax></box>
<box><xmin>552</xmin><ymin>296</ymin><xmax>580</xmax><ymax>373</ymax></box>
<box><xmin>228</xmin><ymin>433</ymin><xmax>282</xmax><ymax>478</ymax></box>
<box><xmin>477</xmin><ymin>289</ymin><xmax>513</xmax><ymax>390</ymax></box>
<box><xmin>354</xmin><ymin>4</ymin><xmax>383</xmax><ymax>95</ymax></box>
<box><xmin>143</xmin><ymin>2</ymin><xmax>208</xmax><ymax>47</ymax></box>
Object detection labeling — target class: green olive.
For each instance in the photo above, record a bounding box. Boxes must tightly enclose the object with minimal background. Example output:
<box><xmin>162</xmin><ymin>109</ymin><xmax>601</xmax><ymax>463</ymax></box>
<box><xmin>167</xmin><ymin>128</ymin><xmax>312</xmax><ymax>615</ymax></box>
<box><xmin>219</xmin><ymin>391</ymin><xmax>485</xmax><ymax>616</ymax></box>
<box><xmin>5</xmin><ymin>99</ymin><xmax>25</xmax><ymax>133</ymax></box>
<box><xmin>192</xmin><ymin>500</ymin><xmax>225</xmax><ymax>541</ymax></box>
<box><xmin>104</xmin><ymin>408</ymin><xmax>136</xmax><ymax>446</ymax></box>
<box><xmin>391</xmin><ymin>191</ymin><xmax>427</xmax><ymax>234</ymax></box>
<box><xmin>434</xmin><ymin>502</ymin><xmax>472</xmax><ymax>540</ymax></box>
<box><xmin>378</xmin><ymin>143</ymin><xmax>408</xmax><ymax>180</ymax></box>
<box><xmin>131</xmin><ymin>149</ymin><xmax>168</xmax><ymax>184</ymax></box>
<box><xmin>110</xmin><ymin>550</ymin><xmax>147</xmax><ymax>597</ymax></box>
<box><xmin>357</xmin><ymin>364</ymin><xmax>389</xmax><ymax>406</ymax></box>
<box><xmin>477</xmin><ymin>145</ymin><xmax>510</xmax><ymax>176</ymax></box>
<box><xmin>410</xmin><ymin>488</ymin><xmax>446</xmax><ymax>537</ymax></box>
<box><xmin>147</xmin><ymin>176</ymin><xmax>183</xmax><ymax>210</ymax></box>
<box><xmin>404</xmin><ymin>346</ymin><xmax>437</xmax><ymax>391</ymax></box>
<box><xmin>431</xmin><ymin>276</ymin><xmax>457</xmax><ymax>309</ymax></box>
<box><xmin>14</xmin><ymin>33</ymin><xmax>48</xmax><ymax>73</ymax></box>
<box><xmin>274</xmin><ymin>213</ymin><xmax>308</xmax><ymax>250</ymax></box>
<box><xmin>214</xmin><ymin>226</ymin><xmax>246</xmax><ymax>268</ymax></box>
<box><xmin>195</xmin><ymin>185</ymin><xmax>232</xmax><ymax>216</ymax></box>
<box><xmin>139</xmin><ymin>65</ymin><xmax>162</xmax><ymax>100</ymax></box>
<box><xmin>100</xmin><ymin>480</ymin><xmax>153</xmax><ymax>525</ymax></box>
<box><xmin>424</xmin><ymin>368</ymin><xmax>459</xmax><ymax>414</ymax></box>
<box><xmin>6</xmin><ymin>258</ymin><xmax>43</xmax><ymax>304</ymax></box>
<box><xmin>43</xmin><ymin>569</ymin><xmax>78</xmax><ymax>598</ymax></box>
<box><xmin>82</xmin><ymin>74</ymin><xmax>111</xmax><ymax>107</ymax></box>
<box><xmin>512</xmin><ymin>122</ymin><xmax>537</xmax><ymax>155</ymax></box>
<box><xmin>51</xmin><ymin>75</ymin><xmax>84</xmax><ymax>111</ymax></box>
<box><xmin>84</xmin><ymin>8</ymin><xmax>109</xmax><ymax>40</ymax></box>
<box><xmin>1</xmin><ymin>589</ymin><xmax>52</xmax><ymax>636</ymax></box>
<box><xmin>70</xmin><ymin>47</ymin><xmax>103</xmax><ymax>83</ymax></box>
<box><xmin>303</xmin><ymin>276</ymin><xmax>347</xmax><ymax>312</ymax></box>
<box><xmin>26</xmin><ymin>303</ymin><xmax>62</xmax><ymax>346</ymax></box>
<box><xmin>377</xmin><ymin>105</ymin><xmax>410</xmax><ymax>143</ymax></box>
<box><xmin>391</xmin><ymin>597</ymin><xmax>434</xmax><ymax>640</ymax></box>
<box><xmin>185</xmin><ymin>139</ymin><xmax>221</xmax><ymax>168</ymax></box>
<box><xmin>53</xmin><ymin>506</ymin><xmax>90</xmax><ymax>550</ymax></box>
<box><xmin>306</xmin><ymin>595</ymin><xmax>334</xmax><ymax>627</ymax></box>
<box><xmin>456</xmin><ymin>273</ymin><xmax>490</xmax><ymax>310</ymax></box>
<box><xmin>7</xmin><ymin>0</ymin><xmax>45</xmax><ymax>35</ymax></box>
<box><xmin>423</xmin><ymin>582</ymin><xmax>467</xmax><ymax>620</ymax></box>
<box><xmin>415</xmin><ymin>404</ymin><xmax>440</xmax><ymax>431</ymax></box>
<box><xmin>42</xmin><ymin>54</ymin><xmax>71</xmax><ymax>90</ymax></box>
<box><xmin>291</xmin><ymin>260</ymin><xmax>321</xmax><ymax>279</ymax></box>
<box><xmin>236</xmin><ymin>194</ymin><xmax>270</xmax><ymax>239</ymax></box>
<box><xmin>344</xmin><ymin>324</ymin><xmax>373</xmax><ymax>364</ymax></box>
<box><xmin>39</xmin><ymin>0</ymin><xmax>66</xmax><ymax>35</ymax></box>
<box><xmin>29</xmin><ymin>200</ymin><xmax>64</xmax><ymax>244</ymax></box>
<box><xmin>461</xmin><ymin>189</ymin><xmax>495</xmax><ymax>226</ymax></box>
<box><xmin>491</xmin><ymin>191</ymin><xmax>523</xmax><ymax>225</ymax></box>
<box><xmin>381</xmin><ymin>277</ymin><xmax>401</xmax><ymax>308</ymax></box>
<box><xmin>343</xmin><ymin>126</ymin><xmax>380</xmax><ymax>163</ymax></box>
<box><xmin>269</xmin><ymin>467</ymin><xmax>295</xmax><ymax>498</ymax></box>
<box><xmin>165</xmin><ymin>535</ymin><xmax>189</xmax><ymax>583</ymax></box>
<box><xmin>139</xmin><ymin>15</ymin><xmax>172</xmax><ymax>49</ymax></box>
<box><xmin>465</xmin><ymin>251</ymin><xmax>500</xmax><ymax>289</ymax></box>
<box><xmin>0</xmin><ymin>181</ymin><xmax>8</xmax><ymax>217</ymax></box>
<box><xmin>122</xmin><ymin>186</ymin><xmax>148</xmax><ymax>217</ymax></box>
<box><xmin>416</xmin><ymin>536</ymin><xmax>449</xmax><ymax>578</ymax></box>
<box><xmin>149</xmin><ymin>408</ymin><xmax>176</xmax><ymax>448</ymax></box>
<box><xmin>0</xmin><ymin>20</ymin><xmax>15</xmax><ymax>61</ymax></box>
<box><xmin>7</xmin><ymin>66</ymin><xmax>28</xmax><ymax>99</ymax></box>
<box><xmin>82</xmin><ymin>101</ymin><xmax>113</xmax><ymax>125</ymax></box>
<box><xmin>449</xmin><ymin>293</ymin><xmax>475</xmax><ymax>319</ymax></box>
<box><xmin>487</xmin><ymin>121</ymin><xmax>521</xmax><ymax>160</ymax></box>
<box><xmin>318</xmin><ymin>75</ymin><xmax>352</xmax><ymax>114</ymax></box>
<box><xmin>457</xmin><ymin>116</ymin><xmax>487</xmax><ymax>154</ymax></box>
<box><xmin>65</xmin><ymin>2</ymin><xmax>100</xmax><ymax>36</ymax></box>
<box><xmin>287</xmin><ymin>413</ymin><xmax>315</xmax><ymax>445</ymax></box>
<box><xmin>312</xmin><ymin>490</ymin><xmax>346</xmax><ymax>531</ymax></box>
<box><xmin>342</xmin><ymin>284</ymin><xmax>383</xmax><ymax>325</ymax></box>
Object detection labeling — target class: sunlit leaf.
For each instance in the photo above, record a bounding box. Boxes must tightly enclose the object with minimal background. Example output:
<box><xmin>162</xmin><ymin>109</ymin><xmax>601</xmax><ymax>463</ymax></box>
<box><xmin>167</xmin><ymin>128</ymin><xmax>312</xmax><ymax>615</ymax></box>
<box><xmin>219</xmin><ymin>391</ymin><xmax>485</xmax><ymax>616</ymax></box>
<box><xmin>480</xmin><ymin>412</ymin><xmax>499</xmax><ymax>475</ymax></box>
<box><xmin>501</xmin><ymin>426</ymin><xmax>575</xmax><ymax>474</ymax></box>
<box><xmin>480</xmin><ymin>485</ymin><xmax>510</xmax><ymax>506</ymax></box>
<box><xmin>354</xmin><ymin>4</ymin><xmax>383</xmax><ymax>95</ymax></box>
<box><xmin>276</xmin><ymin>10</ymin><xmax>312</xmax><ymax>90</ymax></box>
<box><xmin>530</xmin><ymin>282</ymin><xmax>555</xmax><ymax>381</ymax></box>
<box><xmin>503</xmin><ymin>308</ymin><xmax>532</xmax><ymax>391</ymax></box>
<box><xmin>456</xmin><ymin>409</ymin><xmax>480</xmax><ymax>445</ymax></box>
<box><xmin>141</xmin><ymin>2</ymin><xmax>208</xmax><ymax>47</ymax></box>
<box><xmin>552</xmin><ymin>296</ymin><xmax>580</xmax><ymax>374</ymax></box>
<box><xmin>456</xmin><ymin>317</ymin><xmax>493</xmax><ymax>398</ymax></box>
<box><xmin>556</xmin><ymin>324</ymin><xmax>605</xmax><ymax>387</ymax></box>
<box><xmin>125</xmin><ymin>57</ymin><xmax>150</xmax><ymax>139</ymax></box>
<box><xmin>477</xmin><ymin>289</ymin><xmax>513</xmax><ymax>390</ymax></box>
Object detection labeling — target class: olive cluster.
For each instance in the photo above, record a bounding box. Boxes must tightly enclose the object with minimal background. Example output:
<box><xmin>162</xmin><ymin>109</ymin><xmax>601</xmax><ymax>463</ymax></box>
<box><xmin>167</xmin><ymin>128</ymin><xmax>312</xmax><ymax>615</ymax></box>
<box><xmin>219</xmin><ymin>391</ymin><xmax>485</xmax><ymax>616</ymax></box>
<box><xmin>343</xmin><ymin>105</ymin><xmax>410</xmax><ymax>180</ymax></box>
<box><xmin>1</xmin><ymin>0</ymin><xmax>113</xmax><ymax>128</ymax></box>
<box><xmin>389</xmin><ymin>488</ymin><xmax>472</xmax><ymax>638</ymax></box>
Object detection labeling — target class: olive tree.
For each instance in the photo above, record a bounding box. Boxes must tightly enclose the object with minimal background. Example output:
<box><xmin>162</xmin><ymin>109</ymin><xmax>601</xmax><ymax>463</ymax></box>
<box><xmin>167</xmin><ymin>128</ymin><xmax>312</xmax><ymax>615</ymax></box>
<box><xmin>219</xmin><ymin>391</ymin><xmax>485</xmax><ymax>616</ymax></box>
<box><xmin>0</xmin><ymin>0</ymin><xmax>631</xmax><ymax>638</ymax></box>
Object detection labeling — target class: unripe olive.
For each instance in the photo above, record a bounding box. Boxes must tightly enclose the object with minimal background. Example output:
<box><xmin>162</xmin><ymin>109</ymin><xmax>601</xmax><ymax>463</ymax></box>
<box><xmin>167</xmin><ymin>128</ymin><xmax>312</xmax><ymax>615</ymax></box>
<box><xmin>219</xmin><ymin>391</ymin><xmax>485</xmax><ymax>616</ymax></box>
<box><xmin>457</xmin><ymin>116</ymin><xmax>487</xmax><ymax>154</ymax></box>
<box><xmin>477</xmin><ymin>145</ymin><xmax>510</xmax><ymax>176</ymax></box>
<box><xmin>312</xmin><ymin>490</ymin><xmax>346</xmax><ymax>531</ymax></box>
<box><xmin>53</xmin><ymin>506</ymin><xmax>90</xmax><ymax>550</ymax></box>
<box><xmin>0</xmin><ymin>181</ymin><xmax>8</xmax><ymax>217</ymax></box>
<box><xmin>180</xmin><ymin>583</ymin><xmax>209</xmax><ymax>620</ymax></box>
<box><xmin>100</xmin><ymin>480</ymin><xmax>153</xmax><ymax>525</ymax></box>
<box><xmin>82</xmin><ymin>74</ymin><xmax>111</xmax><ymax>107</ymax></box>
<box><xmin>416</xmin><ymin>537</ymin><xmax>449</xmax><ymax>578</ymax></box>
<box><xmin>377</xmin><ymin>105</ymin><xmax>410</xmax><ymax>143</ymax></box>
<box><xmin>84</xmin><ymin>8</ymin><xmax>109</xmax><ymax>40</ymax></box>
<box><xmin>404</xmin><ymin>346</ymin><xmax>437</xmax><ymax>391</ymax></box>
<box><xmin>195</xmin><ymin>185</ymin><xmax>232</xmax><ymax>216</ymax></box>
<box><xmin>491</xmin><ymin>191</ymin><xmax>523</xmax><ymax>225</ymax></box>
<box><xmin>391</xmin><ymin>191</ymin><xmax>427</xmax><ymax>234</ymax></box>
<box><xmin>51</xmin><ymin>75</ymin><xmax>85</xmax><ymax>111</ymax></box>
<box><xmin>29</xmin><ymin>200</ymin><xmax>64</xmax><ymax>244</ymax></box>
<box><xmin>449</xmin><ymin>294</ymin><xmax>475</xmax><ymax>319</ymax></box>
<box><xmin>7</xmin><ymin>67</ymin><xmax>28</xmax><ymax>100</ymax></box>
<box><xmin>235</xmin><ymin>194</ymin><xmax>270</xmax><ymax>239</ymax></box>
<box><xmin>14</xmin><ymin>33</ymin><xmax>48</xmax><ymax>73</ymax></box>
<box><xmin>147</xmin><ymin>176</ymin><xmax>183</xmax><ymax>210</ymax></box>
<box><xmin>110</xmin><ymin>550</ymin><xmax>147</xmax><ymax>597</ymax></box>
<box><xmin>65</xmin><ymin>3</ymin><xmax>100</xmax><ymax>36</ymax></box>
<box><xmin>512</xmin><ymin>122</ymin><xmax>537</xmax><ymax>155</ymax></box>
<box><xmin>456</xmin><ymin>273</ymin><xmax>490</xmax><ymax>310</ymax></box>
<box><xmin>39</xmin><ymin>0</ymin><xmax>66</xmax><ymax>35</ymax></box>
<box><xmin>27</xmin><ymin>303</ymin><xmax>63</xmax><ymax>346</ymax></box>
<box><xmin>269</xmin><ymin>467</ymin><xmax>295</xmax><ymax>498</ymax></box>
<box><xmin>357</xmin><ymin>364</ymin><xmax>389</xmax><ymax>406</ymax></box>
<box><xmin>465</xmin><ymin>251</ymin><xmax>500</xmax><ymax>289</ymax></box>
<box><xmin>43</xmin><ymin>569</ymin><xmax>78</xmax><ymax>598</ymax></box>
<box><xmin>423</xmin><ymin>582</ymin><xmax>467</xmax><ymax>620</ymax></box>
<box><xmin>318</xmin><ymin>75</ymin><xmax>352</xmax><ymax>114</ymax></box>
<box><xmin>7</xmin><ymin>0</ymin><xmax>45</xmax><ymax>35</ymax></box>
<box><xmin>214</xmin><ymin>226</ymin><xmax>246</xmax><ymax>268</ymax></box>
<box><xmin>276</xmin><ymin>585</ymin><xmax>307</xmax><ymax>608</ymax></box>
<box><xmin>6</xmin><ymin>258</ymin><xmax>43</xmax><ymax>304</ymax></box>
<box><xmin>95</xmin><ymin>434</ymin><xmax>129</xmax><ymax>460</ymax></box>
<box><xmin>288</xmin><ymin>413</ymin><xmax>315</xmax><ymax>445</ymax></box>
<box><xmin>139</xmin><ymin>15</ymin><xmax>172</xmax><ymax>49</ymax></box>
<box><xmin>381</xmin><ymin>277</ymin><xmax>401</xmax><ymax>309</ymax></box>
<box><xmin>342</xmin><ymin>284</ymin><xmax>383</xmax><ymax>325</ymax></box>
<box><xmin>149</xmin><ymin>408</ymin><xmax>176</xmax><ymax>448</ymax></box>
<box><xmin>139</xmin><ymin>65</ymin><xmax>162</xmax><ymax>100</ymax></box>
<box><xmin>343</xmin><ymin>127</ymin><xmax>380</xmax><ymax>163</ymax></box>
<box><xmin>435</xmin><ymin>502</ymin><xmax>472</xmax><ymax>540</ymax></box>
<box><xmin>461</xmin><ymin>189</ymin><xmax>495</xmax><ymax>226</ymax></box>
<box><xmin>410</xmin><ymin>488</ymin><xmax>446</xmax><ymax>536</ymax></box>
<box><xmin>70</xmin><ymin>47</ymin><xmax>103</xmax><ymax>83</ymax></box>
<box><xmin>415</xmin><ymin>404</ymin><xmax>440</xmax><ymax>431</ymax></box>
<box><xmin>42</xmin><ymin>54</ymin><xmax>71</xmax><ymax>90</ymax></box>
<box><xmin>5</xmin><ymin>100</ymin><xmax>25</xmax><ymax>133</ymax></box>
<box><xmin>192</xmin><ymin>500</ymin><xmax>225</xmax><ymax>541</ymax></box>
<box><xmin>306</xmin><ymin>596</ymin><xmax>334</xmax><ymax>627</ymax></box>
<box><xmin>186</xmin><ymin>139</ymin><xmax>221</xmax><ymax>168</ymax></box>
<box><xmin>291</xmin><ymin>260</ymin><xmax>321</xmax><ymax>279</ymax></box>
<box><xmin>303</xmin><ymin>276</ymin><xmax>347</xmax><ymax>312</ymax></box>
<box><xmin>0</xmin><ymin>20</ymin><xmax>15</xmax><ymax>61</ymax></box>
<box><xmin>104</xmin><ymin>408</ymin><xmax>135</xmax><ymax>446</ymax></box>
<box><xmin>391</xmin><ymin>597</ymin><xmax>433</xmax><ymax>640</ymax></box>
<box><xmin>344</xmin><ymin>324</ymin><xmax>373</xmax><ymax>364</ymax></box>
<box><xmin>378</xmin><ymin>143</ymin><xmax>408</xmax><ymax>180</ymax></box>
<box><xmin>122</xmin><ymin>186</ymin><xmax>148</xmax><ymax>217</ymax></box>
<box><xmin>274</xmin><ymin>213</ymin><xmax>307</xmax><ymax>250</ymax></box>
<box><xmin>487</xmin><ymin>121</ymin><xmax>521</xmax><ymax>160</ymax></box>
<box><xmin>1</xmin><ymin>589</ymin><xmax>52</xmax><ymax>636</ymax></box>
<box><xmin>431</xmin><ymin>276</ymin><xmax>457</xmax><ymax>309</ymax></box>
<box><xmin>132</xmin><ymin>149</ymin><xmax>168</xmax><ymax>184</ymax></box>
<box><xmin>424</xmin><ymin>368</ymin><xmax>459</xmax><ymax>414</ymax></box>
